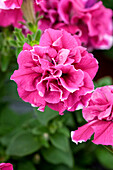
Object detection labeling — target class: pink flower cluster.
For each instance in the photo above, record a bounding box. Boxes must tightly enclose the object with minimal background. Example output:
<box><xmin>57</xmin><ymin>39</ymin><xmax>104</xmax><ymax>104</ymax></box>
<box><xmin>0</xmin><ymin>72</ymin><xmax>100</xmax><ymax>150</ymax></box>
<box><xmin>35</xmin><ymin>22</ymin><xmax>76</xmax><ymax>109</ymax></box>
<box><xmin>71</xmin><ymin>86</ymin><xmax>113</xmax><ymax>146</ymax></box>
<box><xmin>0</xmin><ymin>0</ymin><xmax>112</xmax><ymax>50</ymax></box>
<box><xmin>0</xmin><ymin>163</ymin><xmax>13</xmax><ymax>170</ymax></box>
<box><xmin>11</xmin><ymin>28</ymin><xmax>98</xmax><ymax>115</ymax></box>
<box><xmin>37</xmin><ymin>0</ymin><xmax>112</xmax><ymax>50</ymax></box>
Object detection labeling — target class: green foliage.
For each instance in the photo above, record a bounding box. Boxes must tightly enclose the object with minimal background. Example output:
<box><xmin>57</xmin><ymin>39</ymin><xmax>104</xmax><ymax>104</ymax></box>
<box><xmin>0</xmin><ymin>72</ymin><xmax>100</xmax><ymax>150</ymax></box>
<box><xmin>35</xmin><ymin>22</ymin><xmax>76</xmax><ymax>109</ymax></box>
<box><xmin>41</xmin><ymin>146</ymin><xmax>73</xmax><ymax>168</ymax></box>
<box><xmin>17</xmin><ymin>161</ymin><xmax>36</xmax><ymax>170</ymax></box>
<box><xmin>96</xmin><ymin>146</ymin><xmax>113</xmax><ymax>169</ymax></box>
<box><xmin>34</xmin><ymin>106</ymin><xmax>59</xmax><ymax>126</ymax></box>
<box><xmin>0</xmin><ymin>25</ymin><xmax>42</xmax><ymax>72</ymax></box>
<box><xmin>6</xmin><ymin>131</ymin><xmax>42</xmax><ymax>157</ymax></box>
<box><xmin>9</xmin><ymin>27</ymin><xmax>42</xmax><ymax>58</ymax></box>
<box><xmin>102</xmin><ymin>0</ymin><xmax>113</xmax><ymax>9</ymax></box>
<box><xmin>102</xmin><ymin>47</ymin><xmax>113</xmax><ymax>60</ymax></box>
<box><xmin>50</xmin><ymin>133</ymin><xmax>70</xmax><ymax>152</ymax></box>
<box><xmin>0</xmin><ymin>29</ymin><xmax>15</xmax><ymax>72</ymax></box>
<box><xmin>95</xmin><ymin>76</ymin><xmax>113</xmax><ymax>88</ymax></box>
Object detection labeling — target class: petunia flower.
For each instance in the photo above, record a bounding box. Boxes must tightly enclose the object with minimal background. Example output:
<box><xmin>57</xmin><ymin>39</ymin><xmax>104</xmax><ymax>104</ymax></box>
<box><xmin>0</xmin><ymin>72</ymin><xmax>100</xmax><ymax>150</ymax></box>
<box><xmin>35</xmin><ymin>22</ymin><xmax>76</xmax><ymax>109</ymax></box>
<box><xmin>0</xmin><ymin>0</ymin><xmax>36</xmax><ymax>28</ymax></box>
<box><xmin>0</xmin><ymin>163</ymin><xmax>13</xmax><ymax>170</ymax></box>
<box><xmin>71</xmin><ymin>86</ymin><xmax>113</xmax><ymax>146</ymax></box>
<box><xmin>0</xmin><ymin>0</ymin><xmax>23</xmax><ymax>9</ymax></box>
<box><xmin>37</xmin><ymin>0</ymin><xmax>112</xmax><ymax>50</ymax></box>
<box><xmin>0</xmin><ymin>8</ymin><xmax>23</xmax><ymax>27</ymax></box>
<box><xmin>11</xmin><ymin>28</ymin><xmax>98</xmax><ymax>115</ymax></box>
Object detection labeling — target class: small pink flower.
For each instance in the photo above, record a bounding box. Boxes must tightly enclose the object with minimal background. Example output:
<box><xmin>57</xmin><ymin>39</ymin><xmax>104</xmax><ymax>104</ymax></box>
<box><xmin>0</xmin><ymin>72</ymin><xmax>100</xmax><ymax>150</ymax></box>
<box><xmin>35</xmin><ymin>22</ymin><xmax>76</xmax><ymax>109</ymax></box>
<box><xmin>0</xmin><ymin>0</ymin><xmax>23</xmax><ymax>9</ymax></box>
<box><xmin>71</xmin><ymin>86</ymin><xmax>113</xmax><ymax>146</ymax></box>
<box><xmin>0</xmin><ymin>163</ymin><xmax>13</xmax><ymax>170</ymax></box>
<box><xmin>11</xmin><ymin>28</ymin><xmax>98</xmax><ymax>115</ymax></box>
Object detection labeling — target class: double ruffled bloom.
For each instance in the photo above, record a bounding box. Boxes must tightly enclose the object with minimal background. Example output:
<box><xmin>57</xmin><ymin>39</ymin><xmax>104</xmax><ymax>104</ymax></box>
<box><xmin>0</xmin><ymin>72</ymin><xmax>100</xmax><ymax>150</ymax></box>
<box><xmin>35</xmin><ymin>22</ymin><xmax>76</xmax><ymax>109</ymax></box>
<box><xmin>71</xmin><ymin>86</ymin><xmax>113</xmax><ymax>146</ymax></box>
<box><xmin>0</xmin><ymin>163</ymin><xmax>13</xmax><ymax>170</ymax></box>
<box><xmin>11</xmin><ymin>28</ymin><xmax>98</xmax><ymax>114</ymax></box>
<box><xmin>37</xmin><ymin>0</ymin><xmax>112</xmax><ymax>50</ymax></box>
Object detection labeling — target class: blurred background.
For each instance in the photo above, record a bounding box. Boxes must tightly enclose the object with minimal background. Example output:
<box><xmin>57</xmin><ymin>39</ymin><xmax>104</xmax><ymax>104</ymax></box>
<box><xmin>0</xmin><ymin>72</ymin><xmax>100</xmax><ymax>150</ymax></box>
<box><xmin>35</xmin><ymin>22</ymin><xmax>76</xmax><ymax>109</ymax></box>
<box><xmin>0</xmin><ymin>0</ymin><xmax>113</xmax><ymax>169</ymax></box>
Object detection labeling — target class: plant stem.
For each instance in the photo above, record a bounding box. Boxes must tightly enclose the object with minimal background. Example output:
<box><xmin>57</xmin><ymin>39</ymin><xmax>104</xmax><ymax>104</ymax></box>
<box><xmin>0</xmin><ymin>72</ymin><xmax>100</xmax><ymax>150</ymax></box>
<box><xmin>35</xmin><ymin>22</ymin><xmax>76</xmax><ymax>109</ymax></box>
<box><xmin>21</xmin><ymin>0</ymin><xmax>36</xmax><ymax>24</ymax></box>
<box><xmin>104</xmin><ymin>145</ymin><xmax>113</xmax><ymax>155</ymax></box>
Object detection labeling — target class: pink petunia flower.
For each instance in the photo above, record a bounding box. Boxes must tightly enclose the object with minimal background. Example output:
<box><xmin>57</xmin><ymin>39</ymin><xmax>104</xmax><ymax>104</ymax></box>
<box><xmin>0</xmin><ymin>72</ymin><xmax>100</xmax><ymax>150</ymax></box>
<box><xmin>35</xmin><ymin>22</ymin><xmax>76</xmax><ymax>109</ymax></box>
<box><xmin>0</xmin><ymin>163</ymin><xmax>13</xmax><ymax>170</ymax></box>
<box><xmin>0</xmin><ymin>8</ymin><xmax>23</xmax><ymax>27</ymax></box>
<box><xmin>81</xmin><ymin>1</ymin><xmax>113</xmax><ymax>49</ymax></box>
<box><xmin>37</xmin><ymin>0</ymin><xmax>112</xmax><ymax>50</ymax></box>
<box><xmin>11</xmin><ymin>28</ymin><xmax>98</xmax><ymax>115</ymax></box>
<box><xmin>0</xmin><ymin>0</ymin><xmax>23</xmax><ymax>28</ymax></box>
<box><xmin>0</xmin><ymin>0</ymin><xmax>23</xmax><ymax>9</ymax></box>
<box><xmin>0</xmin><ymin>0</ymin><xmax>36</xmax><ymax>28</ymax></box>
<box><xmin>71</xmin><ymin>86</ymin><xmax>113</xmax><ymax>146</ymax></box>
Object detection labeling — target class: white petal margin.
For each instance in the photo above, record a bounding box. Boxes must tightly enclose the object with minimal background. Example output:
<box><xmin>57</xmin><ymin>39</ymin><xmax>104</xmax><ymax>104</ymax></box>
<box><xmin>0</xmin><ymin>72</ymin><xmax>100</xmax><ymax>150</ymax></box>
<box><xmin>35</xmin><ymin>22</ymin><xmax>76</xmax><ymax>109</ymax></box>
<box><xmin>98</xmin><ymin>34</ymin><xmax>113</xmax><ymax>50</ymax></box>
<box><xmin>71</xmin><ymin>131</ymin><xmax>85</xmax><ymax>144</ymax></box>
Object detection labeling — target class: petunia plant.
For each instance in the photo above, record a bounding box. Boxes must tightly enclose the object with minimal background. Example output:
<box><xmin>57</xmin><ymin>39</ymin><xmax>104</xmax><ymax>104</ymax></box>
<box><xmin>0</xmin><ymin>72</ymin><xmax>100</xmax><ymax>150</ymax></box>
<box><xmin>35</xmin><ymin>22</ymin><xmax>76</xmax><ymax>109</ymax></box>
<box><xmin>0</xmin><ymin>0</ymin><xmax>113</xmax><ymax>169</ymax></box>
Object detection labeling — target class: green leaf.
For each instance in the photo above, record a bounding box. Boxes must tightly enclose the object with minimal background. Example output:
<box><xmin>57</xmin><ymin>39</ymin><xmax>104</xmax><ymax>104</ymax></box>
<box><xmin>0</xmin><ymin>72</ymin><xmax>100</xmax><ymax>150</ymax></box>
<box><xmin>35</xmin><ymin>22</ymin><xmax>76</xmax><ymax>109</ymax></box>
<box><xmin>14</xmin><ymin>28</ymin><xmax>25</xmax><ymax>41</ymax></box>
<box><xmin>54</xmin><ymin>165</ymin><xmax>72</xmax><ymax>170</ymax></box>
<box><xmin>96</xmin><ymin>146</ymin><xmax>113</xmax><ymax>169</ymax></box>
<box><xmin>6</xmin><ymin>131</ymin><xmax>42</xmax><ymax>156</ymax></box>
<box><xmin>42</xmin><ymin>146</ymin><xmax>73</xmax><ymax>168</ymax></box>
<box><xmin>17</xmin><ymin>161</ymin><xmax>36</xmax><ymax>170</ymax></box>
<box><xmin>35</xmin><ymin>106</ymin><xmax>59</xmax><ymax>126</ymax></box>
<box><xmin>27</xmin><ymin>22</ymin><xmax>37</xmax><ymax>33</ymax></box>
<box><xmin>23</xmin><ymin>118</ymin><xmax>49</xmax><ymax>135</ymax></box>
<box><xmin>57</xmin><ymin>126</ymin><xmax>70</xmax><ymax>137</ymax></box>
<box><xmin>16</xmin><ymin>47</ymin><xmax>23</xmax><ymax>58</ymax></box>
<box><xmin>102</xmin><ymin>0</ymin><xmax>113</xmax><ymax>9</ymax></box>
<box><xmin>1</xmin><ymin>55</ymin><xmax>10</xmax><ymax>72</ymax></box>
<box><xmin>62</xmin><ymin>111</ymin><xmax>75</xmax><ymax>127</ymax></box>
<box><xmin>95</xmin><ymin>76</ymin><xmax>112</xmax><ymax>88</ymax></box>
<box><xmin>34</xmin><ymin>30</ymin><xmax>42</xmax><ymax>42</ymax></box>
<box><xmin>0</xmin><ymin>107</ymin><xmax>33</xmax><ymax>136</ymax></box>
<box><xmin>0</xmin><ymin>108</ymin><xmax>20</xmax><ymax>135</ymax></box>
<box><xmin>50</xmin><ymin>133</ymin><xmax>70</xmax><ymax>152</ymax></box>
<box><xmin>1</xmin><ymin>128</ymin><xmax>21</xmax><ymax>146</ymax></box>
<box><xmin>32</xmin><ymin>126</ymin><xmax>48</xmax><ymax>135</ymax></box>
<box><xmin>27</xmin><ymin>34</ymin><xmax>32</xmax><ymax>42</ymax></box>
